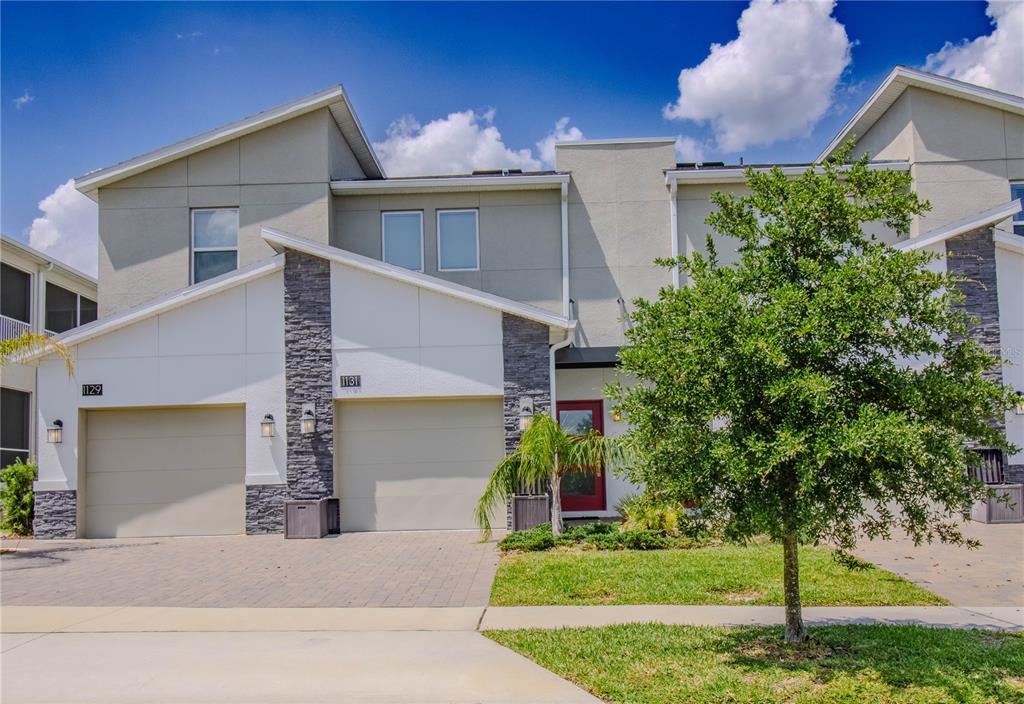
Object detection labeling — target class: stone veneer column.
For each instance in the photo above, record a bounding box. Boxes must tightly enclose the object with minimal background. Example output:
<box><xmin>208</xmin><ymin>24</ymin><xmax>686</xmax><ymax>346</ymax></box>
<box><xmin>282</xmin><ymin>250</ymin><xmax>335</xmax><ymax>500</ymax></box>
<box><xmin>945</xmin><ymin>226</ymin><xmax>1018</xmax><ymax>480</ymax></box>
<box><xmin>501</xmin><ymin>313</ymin><xmax>552</xmax><ymax>528</ymax></box>
<box><xmin>33</xmin><ymin>490</ymin><xmax>77</xmax><ymax>539</ymax></box>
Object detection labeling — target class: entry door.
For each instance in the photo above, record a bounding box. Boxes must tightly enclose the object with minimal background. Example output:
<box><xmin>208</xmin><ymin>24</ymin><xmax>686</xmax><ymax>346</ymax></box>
<box><xmin>557</xmin><ymin>400</ymin><xmax>605</xmax><ymax>512</ymax></box>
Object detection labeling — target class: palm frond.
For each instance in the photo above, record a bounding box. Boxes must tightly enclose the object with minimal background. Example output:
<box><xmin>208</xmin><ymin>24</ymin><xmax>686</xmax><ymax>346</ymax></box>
<box><xmin>0</xmin><ymin>332</ymin><xmax>73</xmax><ymax>375</ymax></box>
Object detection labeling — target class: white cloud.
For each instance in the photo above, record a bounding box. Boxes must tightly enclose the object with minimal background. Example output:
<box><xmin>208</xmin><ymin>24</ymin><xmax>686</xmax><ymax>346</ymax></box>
<box><xmin>923</xmin><ymin>1</ymin><xmax>1023</xmax><ymax>97</ymax></box>
<box><xmin>536</xmin><ymin>117</ymin><xmax>584</xmax><ymax>165</ymax></box>
<box><xmin>663</xmin><ymin>0</ymin><xmax>852</xmax><ymax>153</ymax></box>
<box><xmin>674</xmin><ymin>136</ymin><xmax>707</xmax><ymax>163</ymax></box>
<box><xmin>12</xmin><ymin>90</ymin><xmax>34</xmax><ymax>110</ymax></box>
<box><xmin>27</xmin><ymin>179</ymin><xmax>98</xmax><ymax>276</ymax></box>
<box><xmin>373</xmin><ymin>109</ymin><xmax>542</xmax><ymax>176</ymax></box>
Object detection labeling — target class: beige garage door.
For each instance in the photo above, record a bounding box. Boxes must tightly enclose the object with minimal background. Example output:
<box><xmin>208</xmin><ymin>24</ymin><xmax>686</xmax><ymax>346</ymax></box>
<box><xmin>335</xmin><ymin>398</ymin><xmax>504</xmax><ymax>531</ymax></box>
<box><xmin>85</xmin><ymin>407</ymin><xmax>244</xmax><ymax>538</ymax></box>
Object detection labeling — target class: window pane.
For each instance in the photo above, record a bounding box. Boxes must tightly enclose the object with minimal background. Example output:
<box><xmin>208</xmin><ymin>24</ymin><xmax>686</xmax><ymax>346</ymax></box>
<box><xmin>0</xmin><ymin>449</ymin><xmax>29</xmax><ymax>469</ymax></box>
<box><xmin>383</xmin><ymin>212</ymin><xmax>422</xmax><ymax>270</ymax></box>
<box><xmin>1012</xmin><ymin>185</ymin><xmax>1024</xmax><ymax>235</ymax></box>
<box><xmin>79</xmin><ymin>297</ymin><xmax>98</xmax><ymax>325</ymax></box>
<box><xmin>559</xmin><ymin>410</ymin><xmax>594</xmax><ymax>435</ymax></box>
<box><xmin>1</xmin><ymin>388</ymin><xmax>30</xmax><ymax>453</ymax></box>
<box><xmin>438</xmin><ymin>211</ymin><xmax>478</xmax><ymax>270</ymax></box>
<box><xmin>194</xmin><ymin>251</ymin><xmax>239</xmax><ymax>283</ymax></box>
<box><xmin>45</xmin><ymin>283</ymin><xmax>78</xmax><ymax>333</ymax></box>
<box><xmin>193</xmin><ymin>209</ymin><xmax>239</xmax><ymax>248</ymax></box>
<box><xmin>1</xmin><ymin>264</ymin><xmax>31</xmax><ymax>323</ymax></box>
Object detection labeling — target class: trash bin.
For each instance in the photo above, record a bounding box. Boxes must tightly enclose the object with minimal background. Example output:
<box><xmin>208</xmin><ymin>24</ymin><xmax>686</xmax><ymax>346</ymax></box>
<box><xmin>323</xmin><ymin>497</ymin><xmax>341</xmax><ymax>535</ymax></box>
<box><xmin>285</xmin><ymin>499</ymin><xmax>328</xmax><ymax>539</ymax></box>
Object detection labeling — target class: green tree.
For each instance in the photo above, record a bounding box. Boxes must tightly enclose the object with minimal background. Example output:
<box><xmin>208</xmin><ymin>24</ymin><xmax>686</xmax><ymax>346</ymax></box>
<box><xmin>476</xmin><ymin>413</ymin><xmax>613</xmax><ymax>538</ymax></box>
<box><xmin>610</xmin><ymin>144</ymin><xmax>1020</xmax><ymax>643</ymax></box>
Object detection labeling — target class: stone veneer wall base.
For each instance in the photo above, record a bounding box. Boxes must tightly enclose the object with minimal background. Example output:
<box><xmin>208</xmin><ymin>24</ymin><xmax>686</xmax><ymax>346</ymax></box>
<box><xmin>32</xmin><ymin>490</ymin><xmax>77</xmax><ymax>539</ymax></box>
<box><xmin>245</xmin><ymin>485</ymin><xmax>288</xmax><ymax>534</ymax></box>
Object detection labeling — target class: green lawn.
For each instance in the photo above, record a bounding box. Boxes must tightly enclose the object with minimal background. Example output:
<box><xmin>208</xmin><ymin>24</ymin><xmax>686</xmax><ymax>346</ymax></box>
<box><xmin>488</xmin><ymin>623</ymin><xmax>1024</xmax><ymax>704</ymax></box>
<box><xmin>490</xmin><ymin>544</ymin><xmax>945</xmax><ymax>606</ymax></box>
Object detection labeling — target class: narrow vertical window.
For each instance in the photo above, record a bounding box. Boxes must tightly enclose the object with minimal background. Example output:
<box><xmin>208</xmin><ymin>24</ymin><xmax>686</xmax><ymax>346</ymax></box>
<box><xmin>1</xmin><ymin>263</ymin><xmax>31</xmax><ymax>325</ymax></box>
<box><xmin>382</xmin><ymin>211</ymin><xmax>423</xmax><ymax>271</ymax></box>
<box><xmin>192</xmin><ymin>208</ymin><xmax>239</xmax><ymax>283</ymax></box>
<box><xmin>1011</xmin><ymin>183</ymin><xmax>1024</xmax><ymax>236</ymax></box>
<box><xmin>437</xmin><ymin>209</ymin><xmax>479</xmax><ymax>271</ymax></box>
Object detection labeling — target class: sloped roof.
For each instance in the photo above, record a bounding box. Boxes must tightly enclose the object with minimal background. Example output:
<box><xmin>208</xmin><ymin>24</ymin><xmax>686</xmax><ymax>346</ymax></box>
<box><xmin>818</xmin><ymin>66</ymin><xmax>1024</xmax><ymax>161</ymax></box>
<box><xmin>261</xmin><ymin>227</ymin><xmax>574</xmax><ymax>331</ymax></box>
<box><xmin>17</xmin><ymin>255</ymin><xmax>285</xmax><ymax>361</ymax></box>
<box><xmin>896</xmin><ymin>200</ymin><xmax>1022</xmax><ymax>251</ymax></box>
<box><xmin>74</xmin><ymin>85</ymin><xmax>383</xmax><ymax>199</ymax></box>
<box><xmin>1</xmin><ymin>234</ymin><xmax>97</xmax><ymax>288</ymax></box>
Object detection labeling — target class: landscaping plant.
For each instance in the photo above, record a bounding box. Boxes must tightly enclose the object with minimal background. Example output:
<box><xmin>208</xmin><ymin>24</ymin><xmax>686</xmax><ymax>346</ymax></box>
<box><xmin>475</xmin><ymin>413</ymin><xmax>613</xmax><ymax>537</ymax></box>
<box><xmin>610</xmin><ymin>143</ymin><xmax>1020</xmax><ymax>643</ymax></box>
<box><xmin>0</xmin><ymin>458</ymin><xmax>37</xmax><ymax>535</ymax></box>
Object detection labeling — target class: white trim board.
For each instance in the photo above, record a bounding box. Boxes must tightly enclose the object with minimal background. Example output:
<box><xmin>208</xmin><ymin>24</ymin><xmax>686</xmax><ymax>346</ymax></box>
<box><xmin>332</xmin><ymin>173</ymin><xmax>568</xmax><ymax>195</ymax></box>
<box><xmin>0</xmin><ymin>234</ymin><xmax>97</xmax><ymax>287</ymax></box>
<box><xmin>75</xmin><ymin>85</ymin><xmax>384</xmax><ymax>199</ymax></box>
<box><xmin>17</xmin><ymin>255</ymin><xmax>285</xmax><ymax>361</ymax></box>
<box><xmin>262</xmin><ymin>226</ymin><xmax>574</xmax><ymax>331</ymax></box>
<box><xmin>665</xmin><ymin>161</ymin><xmax>909</xmax><ymax>185</ymax></box>
<box><xmin>895</xmin><ymin>200</ymin><xmax>1022</xmax><ymax>251</ymax></box>
<box><xmin>818</xmin><ymin>66</ymin><xmax>1024</xmax><ymax>162</ymax></box>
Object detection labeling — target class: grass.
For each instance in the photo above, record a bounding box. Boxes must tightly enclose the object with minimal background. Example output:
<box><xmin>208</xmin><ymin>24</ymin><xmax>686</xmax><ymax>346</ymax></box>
<box><xmin>490</xmin><ymin>543</ymin><xmax>946</xmax><ymax>606</ymax></box>
<box><xmin>488</xmin><ymin>623</ymin><xmax>1024</xmax><ymax>704</ymax></box>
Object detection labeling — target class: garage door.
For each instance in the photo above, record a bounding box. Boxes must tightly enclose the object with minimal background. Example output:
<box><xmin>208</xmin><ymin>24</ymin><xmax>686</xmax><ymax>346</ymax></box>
<box><xmin>335</xmin><ymin>398</ymin><xmax>504</xmax><ymax>531</ymax></box>
<box><xmin>84</xmin><ymin>407</ymin><xmax>244</xmax><ymax>538</ymax></box>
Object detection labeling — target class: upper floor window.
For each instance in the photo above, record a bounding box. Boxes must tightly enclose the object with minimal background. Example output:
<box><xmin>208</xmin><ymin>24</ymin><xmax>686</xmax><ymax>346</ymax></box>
<box><xmin>192</xmin><ymin>208</ymin><xmax>239</xmax><ymax>284</ymax></box>
<box><xmin>437</xmin><ymin>209</ymin><xmax>479</xmax><ymax>271</ymax></box>
<box><xmin>382</xmin><ymin>211</ymin><xmax>423</xmax><ymax>271</ymax></box>
<box><xmin>45</xmin><ymin>283</ymin><xmax>96</xmax><ymax>334</ymax></box>
<box><xmin>1</xmin><ymin>263</ymin><xmax>31</xmax><ymax>324</ymax></box>
<box><xmin>1011</xmin><ymin>183</ymin><xmax>1024</xmax><ymax>236</ymax></box>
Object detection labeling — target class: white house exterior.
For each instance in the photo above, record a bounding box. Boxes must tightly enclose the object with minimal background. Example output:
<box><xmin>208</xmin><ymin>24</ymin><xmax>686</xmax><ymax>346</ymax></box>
<box><xmin>25</xmin><ymin>66</ymin><xmax>1024</xmax><ymax>538</ymax></box>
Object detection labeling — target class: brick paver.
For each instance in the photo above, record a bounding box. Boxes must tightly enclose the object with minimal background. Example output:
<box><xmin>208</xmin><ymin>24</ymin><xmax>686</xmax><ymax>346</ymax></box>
<box><xmin>0</xmin><ymin>531</ymin><xmax>500</xmax><ymax>608</ymax></box>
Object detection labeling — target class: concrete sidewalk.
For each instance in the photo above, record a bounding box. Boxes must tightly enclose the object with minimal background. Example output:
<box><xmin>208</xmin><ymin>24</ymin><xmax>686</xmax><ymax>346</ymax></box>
<box><xmin>4</xmin><ymin>603</ymin><xmax>1021</xmax><ymax>634</ymax></box>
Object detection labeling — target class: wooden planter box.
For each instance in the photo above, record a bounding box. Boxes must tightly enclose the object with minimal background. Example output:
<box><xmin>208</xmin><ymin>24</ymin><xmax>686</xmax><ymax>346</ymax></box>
<box><xmin>511</xmin><ymin>494</ymin><xmax>550</xmax><ymax>531</ymax></box>
<box><xmin>971</xmin><ymin>484</ymin><xmax>1023</xmax><ymax>524</ymax></box>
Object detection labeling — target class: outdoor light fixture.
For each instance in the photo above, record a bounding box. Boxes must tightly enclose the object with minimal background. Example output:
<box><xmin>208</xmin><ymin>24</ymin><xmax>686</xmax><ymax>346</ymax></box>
<box><xmin>260</xmin><ymin>414</ymin><xmax>276</xmax><ymax>438</ymax></box>
<box><xmin>611</xmin><ymin>410</ymin><xmax>622</xmax><ymax>423</ymax></box>
<box><xmin>47</xmin><ymin>420</ymin><xmax>63</xmax><ymax>444</ymax></box>
<box><xmin>518</xmin><ymin>396</ymin><xmax>534</xmax><ymax>431</ymax></box>
<box><xmin>300</xmin><ymin>404</ymin><xmax>317</xmax><ymax>435</ymax></box>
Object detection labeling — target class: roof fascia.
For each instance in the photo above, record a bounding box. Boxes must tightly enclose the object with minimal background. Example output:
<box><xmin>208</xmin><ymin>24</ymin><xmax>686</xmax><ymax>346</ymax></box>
<box><xmin>665</xmin><ymin>161</ymin><xmax>909</xmax><ymax>185</ymax></box>
<box><xmin>331</xmin><ymin>173</ymin><xmax>568</xmax><ymax>195</ymax></box>
<box><xmin>1</xmin><ymin>235</ymin><xmax>98</xmax><ymax>287</ymax></box>
<box><xmin>896</xmin><ymin>200</ymin><xmax>1022</xmax><ymax>251</ymax></box>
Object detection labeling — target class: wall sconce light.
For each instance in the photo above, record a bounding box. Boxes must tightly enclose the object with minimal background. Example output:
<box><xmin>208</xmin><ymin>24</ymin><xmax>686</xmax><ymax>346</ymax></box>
<box><xmin>518</xmin><ymin>396</ymin><xmax>535</xmax><ymax>431</ymax></box>
<box><xmin>260</xmin><ymin>414</ymin><xmax>276</xmax><ymax>438</ymax></box>
<box><xmin>300</xmin><ymin>403</ymin><xmax>317</xmax><ymax>435</ymax></box>
<box><xmin>47</xmin><ymin>419</ymin><xmax>64</xmax><ymax>444</ymax></box>
<box><xmin>1016</xmin><ymin>399</ymin><xmax>1024</xmax><ymax>416</ymax></box>
<box><xmin>611</xmin><ymin>410</ymin><xmax>622</xmax><ymax>423</ymax></box>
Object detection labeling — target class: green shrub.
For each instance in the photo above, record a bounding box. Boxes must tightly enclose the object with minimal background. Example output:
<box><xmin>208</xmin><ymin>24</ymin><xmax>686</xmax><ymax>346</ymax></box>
<box><xmin>0</xmin><ymin>458</ymin><xmax>36</xmax><ymax>535</ymax></box>
<box><xmin>499</xmin><ymin>524</ymin><xmax>560</xmax><ymax>552</ymax></box>
<box><xmin>621</xmin><ymin>530</ymin><xmax>670</xmax><ymax>550</ymax></box>
<box><xmin>587</xmin><ymin>533</ymin><xmax>625</xmax><ymax>550</ymax></box>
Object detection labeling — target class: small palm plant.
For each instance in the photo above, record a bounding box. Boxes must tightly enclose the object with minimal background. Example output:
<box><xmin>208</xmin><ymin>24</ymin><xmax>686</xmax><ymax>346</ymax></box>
<box><xmin>0</xmin><ymin>331</ymin><xmax>73</xmax><ymax>374</ymax></box>
<box><xmin>475</xmin><ymin>412</ymin><xmax>618</xmax><ymax>538</ymax></box>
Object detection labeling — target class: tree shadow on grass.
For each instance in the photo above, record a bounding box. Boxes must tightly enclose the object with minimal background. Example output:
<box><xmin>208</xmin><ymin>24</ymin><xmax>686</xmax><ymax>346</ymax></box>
<box><xmin>719</xmin><ymin>624</ymin><xmax>1024</xmax><ymax>702</ymax></box>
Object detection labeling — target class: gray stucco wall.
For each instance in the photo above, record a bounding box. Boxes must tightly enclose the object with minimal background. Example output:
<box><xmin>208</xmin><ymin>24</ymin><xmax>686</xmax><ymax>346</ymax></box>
<box><xmin>283</xmin><ymin>250</ymin><xmax>335</xmax><ymax>501</ymax></box>
<box><xmin>96</xmin><ymin>109</ymin><xmax>355</xmax><ymax>315</ymax></box>
<box><xmin>332</xmin><ymin>190</ymin><xmax>564</xmax><ymax>314</ymax></box>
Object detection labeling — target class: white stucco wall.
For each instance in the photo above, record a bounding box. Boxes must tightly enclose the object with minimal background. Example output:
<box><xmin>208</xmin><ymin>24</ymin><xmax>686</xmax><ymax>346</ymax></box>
<box><xmin>330</xmin><ymin>264</ymin><xmax>503</xmax><ymax>399</ymax></box>
<box><xmin>556</xmin><ymin>367</ymin><xmax>639</xmax><ymax>518</ymax></box>
<box><xmin>34</xmin><ymin>272</ymin><xmax>286</xmax><ymax>491</ymax></box>
<box><xmin>997</xmin><ymin>245</ymin><xmax>1024</xmax><ymax>466</ymax></box>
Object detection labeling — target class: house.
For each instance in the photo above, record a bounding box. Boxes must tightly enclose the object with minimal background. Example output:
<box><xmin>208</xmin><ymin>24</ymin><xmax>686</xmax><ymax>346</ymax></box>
<box><xmin>27</xmin><ymin>66</ymin><xmax>1024</xmax><ymax>539</ymax></box>
<box><xmin>1</xmin><ymin>236</ymin><xmax>97</xmax><ymax>469</ymax></box>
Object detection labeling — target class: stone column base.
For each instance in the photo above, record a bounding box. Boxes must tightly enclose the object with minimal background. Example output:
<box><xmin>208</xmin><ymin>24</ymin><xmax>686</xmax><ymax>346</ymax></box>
<box><xmin>33</xmin><ymin>490</ymin><xmax>77</xmax><ymax>539</ymax></box>
<box><xmin>246</xmin><ymin>484</ymin><xmax>288</xmax><ymax>534</ymax></box>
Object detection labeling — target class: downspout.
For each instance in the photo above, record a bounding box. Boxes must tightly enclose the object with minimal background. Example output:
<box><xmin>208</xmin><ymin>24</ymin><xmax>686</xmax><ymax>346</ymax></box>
<box><xmin>560</xmin><ymin>180</ymin><xmax>570</xmax><ymax>317</ymax></box>
<box><xmin>549</xmin><ymin>328</ymin><xmax>574</xmax><ymax>419</ymax></box>
<box><xmin>669</xmin><ymin>176</ymin><xmax>680</xmax><ymax>289</ymax></box>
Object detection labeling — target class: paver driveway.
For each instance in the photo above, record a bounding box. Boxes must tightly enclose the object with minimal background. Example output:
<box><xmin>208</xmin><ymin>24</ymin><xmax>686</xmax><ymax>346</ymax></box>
<box><xmin>0</xmin><ymin>531</ymin><xmax>499</xmax><ymax>608</ymax></box>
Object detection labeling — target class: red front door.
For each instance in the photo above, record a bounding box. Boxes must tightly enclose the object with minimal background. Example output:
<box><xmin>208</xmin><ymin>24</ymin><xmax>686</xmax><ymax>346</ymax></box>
<box><xmin>557</xmin><ymin>400</ymin><xmax>606</xmax><ymax>512</ymax></box>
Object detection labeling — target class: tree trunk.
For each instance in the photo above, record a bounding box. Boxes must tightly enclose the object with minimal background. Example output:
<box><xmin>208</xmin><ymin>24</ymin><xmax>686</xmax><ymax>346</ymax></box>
<box><xmin>783</xmin><ymin>532</ymin><xmax>807</xmax><ymax>643</ymax></box>
<box><xmin>550</xmin><ymin>454</ymin><xmax>563</xmax><ymax>536</ymax></box>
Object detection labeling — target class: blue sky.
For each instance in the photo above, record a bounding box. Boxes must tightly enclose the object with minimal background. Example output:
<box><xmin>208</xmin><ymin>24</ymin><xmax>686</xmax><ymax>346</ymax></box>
<box><xmin>1</xmin><ymin>1</ymin><xmax>1016</xmax><ymax>274</ymax></box>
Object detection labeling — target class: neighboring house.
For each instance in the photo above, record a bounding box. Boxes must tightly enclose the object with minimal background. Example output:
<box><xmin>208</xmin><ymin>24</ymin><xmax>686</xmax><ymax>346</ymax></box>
<box><xmin>26</xmin><ymin>66</ymin><xmax>1024</xmax><ymax>539</ymax></box>
<box><xmin>0</xmin><ymin>235</ymin><xmax>98</xmax><ymax>468</ymax></box>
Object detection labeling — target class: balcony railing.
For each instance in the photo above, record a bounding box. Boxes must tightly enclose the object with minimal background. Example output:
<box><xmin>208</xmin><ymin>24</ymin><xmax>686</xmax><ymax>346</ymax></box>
<box><xmin>0</xmin><ymin>315</ymin><xmax>31</xmax><ymax>342</ymax></box>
